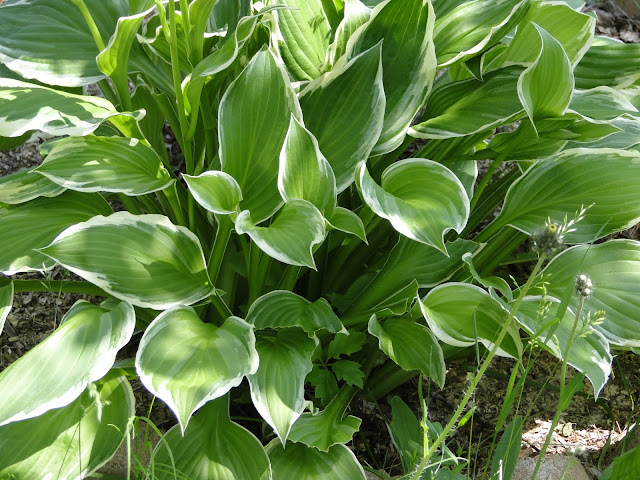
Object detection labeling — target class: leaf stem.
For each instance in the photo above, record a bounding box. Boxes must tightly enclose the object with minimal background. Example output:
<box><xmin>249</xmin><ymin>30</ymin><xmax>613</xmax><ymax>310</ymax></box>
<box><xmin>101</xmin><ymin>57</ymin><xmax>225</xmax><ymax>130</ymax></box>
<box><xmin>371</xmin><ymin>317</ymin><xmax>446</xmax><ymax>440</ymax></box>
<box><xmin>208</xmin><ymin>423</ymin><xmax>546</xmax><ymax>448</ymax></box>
<box><xmin>12</xmin><ymin>280</ymin><xmax>107</xmax><ymax>297</ymax></box>
<box><xmin>469</xmin><ymin>149</ymin><xmax>510</xmax><ymax>211</ymax></box>
<box><xmin>413</xmin><ymin>254</ymin><xmax>546</xmax><ymax>477</ymax></box>
<box><xmin>207</xmin><ymin>215</ymin><xmax>233</xmax><ymax>285</ymax></box>
<box><xmin>71</xmin><ymin>0</ymin><xmax>105</xmax><ymax>51</ymax></box>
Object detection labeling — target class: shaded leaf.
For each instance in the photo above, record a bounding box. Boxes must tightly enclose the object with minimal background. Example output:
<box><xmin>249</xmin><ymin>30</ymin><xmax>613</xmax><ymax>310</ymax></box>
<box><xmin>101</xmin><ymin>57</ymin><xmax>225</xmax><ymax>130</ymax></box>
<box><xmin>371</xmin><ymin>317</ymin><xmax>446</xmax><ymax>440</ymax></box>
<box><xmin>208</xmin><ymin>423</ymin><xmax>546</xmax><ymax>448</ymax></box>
<box><xmin>0</xmin><ymin>168</ymin><xmax>66</xmax><ymax>205</ymax></box>
<box><xmin>332</xmin><ymin>360</ymin><xmax>365</xmax><ymax>388</ymax></box>
<box><xmin>0</xmin><ymin>281</ymin><xmax>12</xmax><ymax>337</ymax></box>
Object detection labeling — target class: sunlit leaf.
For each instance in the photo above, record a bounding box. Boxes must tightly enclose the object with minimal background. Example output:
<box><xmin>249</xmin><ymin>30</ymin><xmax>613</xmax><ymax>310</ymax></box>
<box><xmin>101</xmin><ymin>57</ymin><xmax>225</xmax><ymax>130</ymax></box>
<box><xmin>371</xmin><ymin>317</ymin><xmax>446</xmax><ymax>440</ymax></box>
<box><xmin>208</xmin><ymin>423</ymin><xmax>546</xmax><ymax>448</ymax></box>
<box><xmin>0</xmin><ymin>281</ymin><xmax>12</xmax><ymax>337</ymax></box>
<box><xmin>136</xmin><ymin>307</ymin><xmax>258</xmax><ymax>433</ymax></box>
<box><xmin>575</xmin><ymin>37</ymin><xmax>640</xmax><ymax>89</ymax></box>
<box><xmin>0</xmin><ymin>168</ymin><xmax>66</xmax><ymax>205</ymax></box>
<box><xmin>184</xmin><ymin>171</ymin><xmax>243</xmax><ymax>215</ymax></box>
<box><xmin>329</xmin><ymin>0</ymin><xmax>371</xmax><ymax>64</ymax></box>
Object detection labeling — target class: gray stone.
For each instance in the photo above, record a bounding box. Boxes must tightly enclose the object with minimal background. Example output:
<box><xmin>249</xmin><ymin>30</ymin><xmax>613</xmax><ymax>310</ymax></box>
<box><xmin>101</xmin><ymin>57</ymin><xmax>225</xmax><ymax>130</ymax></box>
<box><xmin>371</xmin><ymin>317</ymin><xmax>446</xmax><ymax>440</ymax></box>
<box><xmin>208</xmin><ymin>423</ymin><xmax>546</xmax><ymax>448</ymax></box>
<box><xmin>512</xmin><ymin>456</ymin><xmax>590</xmax><ymax>480</ymax></box>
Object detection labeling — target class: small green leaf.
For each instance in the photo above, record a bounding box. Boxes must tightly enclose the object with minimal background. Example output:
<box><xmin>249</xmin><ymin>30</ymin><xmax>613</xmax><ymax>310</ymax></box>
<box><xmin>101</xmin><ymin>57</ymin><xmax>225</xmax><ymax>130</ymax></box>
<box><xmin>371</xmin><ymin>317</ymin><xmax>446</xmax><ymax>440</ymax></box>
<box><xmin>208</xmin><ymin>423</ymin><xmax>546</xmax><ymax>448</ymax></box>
<box><xmin>267</xmin><ymin>441</ymin><xmax>366</xmax><ymax>480</ymax></box>
<box><xmin>388</xmin><ymin>396</ymin><xmax>422</xmax><ymax>473</ymax></box>
<box><xmin>328</xmin><ymin>331</ymin><xmax>367</xmax><ymax>359</ymax></box>
<box><xmin>490</xmin><ymin>415</ymin><xmax>523</xmax><ymax>480</ymax></box>
<box><xmin>246</xmin><ymin>290</ymin><xmax>344</xmax><ymax>334</ymax></box>
<box><xmin>184</xmin><ymin>171</ymin><xmax>243</xmax><ymax>215</ymax></box>
<box><xmin>332</xmin><ymin>360</ymin><xmax>365</xmax><ymax>388</ymax></box>
<box><xmin>0</xmin><ymin>281</ymin><xmax>13</xmax><ymax>337</ymax></box>
<box><xmin>279</xmin><ymin>115</ymin><xmax>337</xmax><ymax>215</ymax></box>
<box><xmin>220</xmin><ymin>47</ymin><xmax>301</xmax><ymax>223</ymax></box>
<box><xmin>0</xmin><ymin>299</ymin><xmax>134</xmax><ymax>426</ymax></box>
<box><xmin>0</xmin><ymin>168</ymin><xmax>66</xmax><ymax>205</ymax></box>
<box><xmin>0</xmin><ymin>191</ymin><xmax>112</xmax><ymax>275</ymax></box>
<box><xmin>419</xmin><ymin>283</ymin><xmax>523</xmax><ymax>359</ymax></box>
<box><xmin>267</xmin><ymin>0</ymin><xmax>332</xmax><ymax>80</ymax></box>
<box><xmin>347</xmin><ymin>0</ymin><xmax>436</xmax><ymax>154</ymax></box>
<box><xmin>0</xmin><ymin>79</ymin><xmax>140</xmax><ymax>138</ymax></box>
<box><xmin>153</xmin><ymin>396</ymin><xmax>272</xmax><ymax>480</ymax></box>
<box><xmin>488</xmin><ymin>148</ymin><xmax>640</xmax><ymax>244</ymax></box>
<box><xmin>300</xmin><ymin>43</ymin><xmax>385</xmax><ymax>190</ymax></box>
<box><xmin>307</xmin><ymin>366</ymin><xmax>339</xmax><ymax>405</ymax></box>
<box><xmin>0</xmin><ymin>0</ymin><xmax>127</xmax><ymax>86</ymax></box>
<box><xmin>0</xmin><ymin>376</ymin><xmax>134</xmax><ymax>479</ymax></box>
<box><xmin>327</xmin><ymin>207</ymin><xmax>368</xmax><ymax>242</ymax></box>
<box><xmin>136</xmin><ymin>307</ymin><xmax>258</xmax><ymax>433</ymax></box>
<box><xmin>235</xmin><ymin>200</ymin><xmax>326</xmax><ymax>268</ymax></box>
<box><xmin>517</xmin><ymin>25</ymin><xmax>574</xmax><ymax>130</ymax></box>
<box><xmin>36</xmin><ymin>136</ymin><xmax>173</xmax><ymax>195</ymax></box>
<box><xmin>368</xmin><ymin>315</ymin><xmax>446</xmax><ymax>388</ymax></box>
<box><xmin>40</xmin><ymin>212</ymin><xmax>213</xmax><ymax>309</ymax></box>
<box><xmin>248</xmin><ymin>329</ymin><xmax>317</xmax><ymax>444</ymax></box>
<box><xmin>356</xmin><ymin>159</ymin><xmax>469</xmax><ymax>253</ymax></box>
<box><xmin>288</xmin><ymin>393</ymin><xmax>362</xmax><ymax>451</ymax></box>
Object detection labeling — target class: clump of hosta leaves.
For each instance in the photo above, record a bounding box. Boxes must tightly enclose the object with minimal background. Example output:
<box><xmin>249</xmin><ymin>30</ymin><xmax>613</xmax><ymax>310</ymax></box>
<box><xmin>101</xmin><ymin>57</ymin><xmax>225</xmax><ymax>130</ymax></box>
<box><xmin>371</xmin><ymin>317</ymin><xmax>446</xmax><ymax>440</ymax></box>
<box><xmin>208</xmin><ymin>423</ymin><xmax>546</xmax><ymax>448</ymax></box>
<box><xmin>1</xmin><ymin>0</ymin><xmax>640</xmax><ymax>478</ymax></box>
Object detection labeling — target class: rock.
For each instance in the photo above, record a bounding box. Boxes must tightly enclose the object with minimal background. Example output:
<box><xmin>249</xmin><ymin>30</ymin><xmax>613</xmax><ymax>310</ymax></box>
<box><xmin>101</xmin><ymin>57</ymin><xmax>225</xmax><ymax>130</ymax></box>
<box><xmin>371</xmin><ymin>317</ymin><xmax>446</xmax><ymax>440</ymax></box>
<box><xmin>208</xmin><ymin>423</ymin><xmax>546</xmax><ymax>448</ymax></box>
<box><xmin>512</xmin><ymin>456</ymin><xmax>590</xmax><ymax>480</ymax></box>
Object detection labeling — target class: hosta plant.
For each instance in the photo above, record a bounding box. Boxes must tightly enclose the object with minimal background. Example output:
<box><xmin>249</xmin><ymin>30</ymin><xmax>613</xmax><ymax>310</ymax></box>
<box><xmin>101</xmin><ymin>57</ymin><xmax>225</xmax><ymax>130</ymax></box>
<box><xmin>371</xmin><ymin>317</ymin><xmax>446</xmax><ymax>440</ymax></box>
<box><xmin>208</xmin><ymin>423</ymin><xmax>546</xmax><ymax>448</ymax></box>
<box><xmin>1</xmin><ymin>0</ymin><xmax>640</xmax><ymax>478</ymax></box>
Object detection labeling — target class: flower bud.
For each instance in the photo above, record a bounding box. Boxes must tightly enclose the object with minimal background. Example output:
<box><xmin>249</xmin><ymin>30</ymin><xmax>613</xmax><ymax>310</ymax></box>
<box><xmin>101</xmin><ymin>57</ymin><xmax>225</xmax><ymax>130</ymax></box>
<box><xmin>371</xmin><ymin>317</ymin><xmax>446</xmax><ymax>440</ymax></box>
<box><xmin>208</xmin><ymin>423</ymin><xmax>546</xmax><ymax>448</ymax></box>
<box><xmin>531</xmin><ymin>222</ymin><xmax>564</xmax><ymax>256</ymax></box>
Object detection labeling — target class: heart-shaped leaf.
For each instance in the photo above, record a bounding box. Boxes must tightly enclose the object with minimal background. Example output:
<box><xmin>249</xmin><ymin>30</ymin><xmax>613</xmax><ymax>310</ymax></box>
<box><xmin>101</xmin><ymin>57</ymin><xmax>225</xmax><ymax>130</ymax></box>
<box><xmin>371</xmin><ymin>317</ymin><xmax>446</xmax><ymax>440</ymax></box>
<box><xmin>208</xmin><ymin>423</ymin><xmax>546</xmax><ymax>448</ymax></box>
<box><xmin>356</xmin><ymin>159</ymin><xmax>469</xmax><ymax>253</ymax></box>
<box><xmin>514</xmin><ymin>297</ymin><xmax>612</xmax><ymax>397</ymax></box>
<box><xmin>0</xmin><ymin>376</ymin><xmax>134</xmax><ymax>479</ymax></box>
<box><xmin>136</xmin><ymin>307</ymin><xmax>258</xmax><ymax>432</ymax></box>
<box><xmin>219</xmin><ymin>47</ymin><xmax>301</xmax><ymax>223</ymax></box>
<box><xmin>0</xmin><ymin>191</ymin><xmax>112</xmax><ymax>275</ymax></box>
<box><xmin>0</xmin><ymin>168</ymin><xmax>66</xmax><ymax>205</ymax></box>
<box><xmin>0</xmin><ymin>0</ymin><xmax>127</xmax><ymax>86</ymax></box>
<box><xmin>486</xmin><ymin>148</ymin><xmax>640</xmax><ymax>244</ymax></box>
<box><xmin>327</xmin><ymin>207</ymin><xmax>368</xmax><ymax>242</ymax></box>
<box><xmin>529</xmin><ymin>240</ymin><xmax>640</xmax><ymax>348</ymax></box>
<box><xmin>0</xmin><ymin>299</ymin><xmax>134</xmax><ymax>426</ymax></box>
<box><xmin>184</xmin><ymin>171</ymin><xmax>243</xmax><ymax>215</ymax></box>
<box><xmin>235</xmin><ymin>200</ymin><xmax>326</xmax><ymax>268</ymax></box>
<box><xmin>347</xmin><ymin>0</ymin><xmax>436</xmax><ymax>154</ymax></box>
<box><xmin>279</xmin><ymin>115</ymin><xmax>337</xmax><ymax>216</ymax></box>
<box><xmin>267</xmin><ymin>441</ymin><xmax>366</xmax><ymax>480</ymax></box>
<box><xmin>0</xmin><ymin>79</ymin><xmax>139</xmax><ymax>138</ymax></box>
<box><xmin>368</xmin><ymin>315</ymin><xmax>446</xmax><ymax>388</ymax></box>
<box><xmin>246</xmin><ymin>290</ymin><xmax>344</xmax><ymax>334</ymax></box>
<box><xmin>419</xmin><ymin>283</ymin><xmax>523</xmax><ymax>359</ymax></box>
<box><xmin>299</xmin><ymin>43</ymin><xmax>385</xmax><ymax>190</ymax></box>
<box><xmin>248</xmin><ymin>329</ymin><xmax>317</xmax><ymax>444</ymax></box>
<box><xmin>153</xmin><ymin>396</ymin><xmax>271</xmax><ymax>480</ymax></box>
<box><xmin>36</xmin><ymin>136</ymin><xmax>173</xmax><ymax>195</ymax></box>
<box><xmin>40</xmin><ymin>212</ymin><xmax>213</xmax><ymax>309</ymax></box>
<box><xmin>517</xmin><ymin>25</ymin><xmax>574</xmax><ymax>130</ymax></box>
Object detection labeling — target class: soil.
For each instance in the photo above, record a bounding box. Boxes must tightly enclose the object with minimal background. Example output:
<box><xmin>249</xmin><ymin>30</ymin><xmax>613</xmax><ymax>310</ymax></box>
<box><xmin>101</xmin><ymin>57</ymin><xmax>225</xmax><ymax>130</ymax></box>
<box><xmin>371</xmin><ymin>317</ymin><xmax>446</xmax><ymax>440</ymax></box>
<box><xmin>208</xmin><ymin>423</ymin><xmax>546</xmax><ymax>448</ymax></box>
<box><xmin>1</xmin><ymin>2</ymin><xmax>639</xmax><ymax>479</ymax></box>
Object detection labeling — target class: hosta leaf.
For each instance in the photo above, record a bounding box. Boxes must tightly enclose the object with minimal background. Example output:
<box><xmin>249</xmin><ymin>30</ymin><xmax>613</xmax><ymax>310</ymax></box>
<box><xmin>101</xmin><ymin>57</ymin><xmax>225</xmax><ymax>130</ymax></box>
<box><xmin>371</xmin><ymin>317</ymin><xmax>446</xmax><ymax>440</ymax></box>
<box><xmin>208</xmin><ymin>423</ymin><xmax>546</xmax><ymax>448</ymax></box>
<box><xmin>139</xmin><ymin>12</ymin><xmax>191</xmax><ymax>72</ymax></box>
<box><xmin>514</xmin><ymin>297</ymin><xmax>612</xmax><ymax>397</ymax></box>
<box><xmin>568</xmin><ymin>87</ymin><xmax>639</xmax><ymax>121</ymax></box>
<box><xmin>136</xmin><ymin>307</ymin><xmax>258</xmax><ymax>433</ymax></box>
<box><xmin>419</xmin><ymin>283</ymin><xmax>523</xmax><ymax>359</ymax></box>
<box><xmin>0</xmin><ymin>131</ymin><xmax>32</xmax><ymax>152</ymax></box>
<box><xmin>279</xmin><ymin>115</ymin><xmax>337</xmax><ymax>215</ymax></box>
<box><xmin>40</xmin><ymin>212</ymin><xmax>213</xmax><ymax>309</ymax></box>
<box><xmin>433</xmin><ymin>0</ymin><xmax>529</xmax><ymax>66</ymax></box>
<box><xmin>246</xmin><ymin>290</ymin><xmax>344</xmax><ymax>334</ymax></box>
<box><xmin>0</xmin><ymin>168</ymin><xmax>66</xmax><ymax>205</ymax></box>
<box><xmin>566</xmin><ymin>116</ymin><xmax>640</xmax><ymax>150</ymax></box>
<box><xmin>288</xmin><ymin>391</ymin><xmax>361</xmax><ymax>451</ymax></box>
<box><xmin>248</xmin><ymin>329</ymin><xmax>317</xmax><ymax>444</ymax></box>
<box><xmin>267</xmin><ymin>441</ymin><xmax>366</xmax><ymax>480</ymax></box>
<box><xmin>517</xmin><ymin>25</ymin><xmax>574</xmax><ymax>129</ymax></box>
<box><xmin>235</xmin><ymin>200</ymin><xmax>326</xmax><ymax>268</ymax></box>
<box><xmin>35</xmin><ymin>136</ymin><xmax>173</xmax><ymax>195</ymax></box>
<box><xmin>0</xmin><ymin>376</ymin><xmax>134</xmax><ymax>479</ymax></box>
<box><xmin>326</xmin><ymin>207</ymin><xmax>367</xmax><ymax>242</ymax></box>
<box><xmin>207</xmin><ymin>0</ymin><xmax>251</xmax><ymax>34</ymax></box>
<box><xmin>347</xmin><ymin>0</ymin><xmax>436</xmax><ymax>154</ymax></box>
<box><xmin>153</xmin><ymin>396</ymin><xmax>271</xmax><ymax>480</ymax></box>
<box><xmin>0</xmin><ymin>0</ymin><xmax>127</xmax><ymax>86</ymax></box>
<box><xmin>183</xmin><ymin>15</ymin><xmax>259</xmax><ymax>113</ymax></box>
<box><xmin>0</xmin><ymin>299</ymin><xmax>134</xmax><ymax>426</ymax></box>
<box><xmin>575</xmin><ymin>38</ymin><xmax>640</xmax><ymax>90</ymax></box>
<box><xmin>356</xmin><ymin>159</ymin><xmax>469</xmax><ymax>253</ymax></box>
<box><xmin>410</xmin><ymin>67</ymin><xmax>523</xmax><ymax>139</ymax></box>
<box><xmin>329</xmin><ymin>0</ymin><xmax>371</xmax><ymax>64</ymax></box>
<box><xmin>0</xmin><ymin>191</ymin><xmax>112</xmax><ymax>275</ymax></box>
<box><xmin>488</xmin><ymin>148</ymin><xmax>640</xmax><ymax>244</ymax></box>
<box><xmin>529</xmin><ymin>240</ymin><xmax>640</xmax><ymax>348</ymax></box>
<box><xmin>267</xmin><ymin>0</ymin><xmax>331</xmax><ymax>81</ymax></box>
<box><xmin>501</xmin><ymin>1</ymin><xmax>594</xmax><ymax>67</ymax></box>
<box><xmin>0</xmin><ymin>79</ymin><xmax>139</xmax><ymax>138</ymax></box>
<box><xmin>0</xmin><ymin>281</ymin><xmax>12</xmax><ymax>336</ymax></box>
<box><xmin>184</xmin><ymin>171</ymin><xmax>243</xmax><ymax>215</ymax></box>
<box><xmin>369</xmin><ymin>316</ymin><xmax>445</xmax><ymax>387</ymax></box>
<box><xmin>219</xmin><ymin>47</ymin><xmax>301</xmax><ymax>224</ymax></box>
<box><xmin>300</xmin><ymin>43</ymin><xmax>385</xmax><ymax>191</ymax></box>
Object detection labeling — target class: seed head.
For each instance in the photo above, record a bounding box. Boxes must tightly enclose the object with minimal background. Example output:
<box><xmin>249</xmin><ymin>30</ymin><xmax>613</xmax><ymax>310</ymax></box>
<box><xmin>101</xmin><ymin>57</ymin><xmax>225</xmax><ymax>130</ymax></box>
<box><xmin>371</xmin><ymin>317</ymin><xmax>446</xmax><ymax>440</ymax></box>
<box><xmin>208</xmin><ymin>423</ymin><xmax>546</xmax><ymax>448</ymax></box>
<box><xmin>531</xmin><ymin>221</ymin><xmax>564</xmax><ymax>256</ymax></box>
<box><xmin>575</xmin><ymin>274</ymin><xmax>593</xmax><ymax>298</ymax></box>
